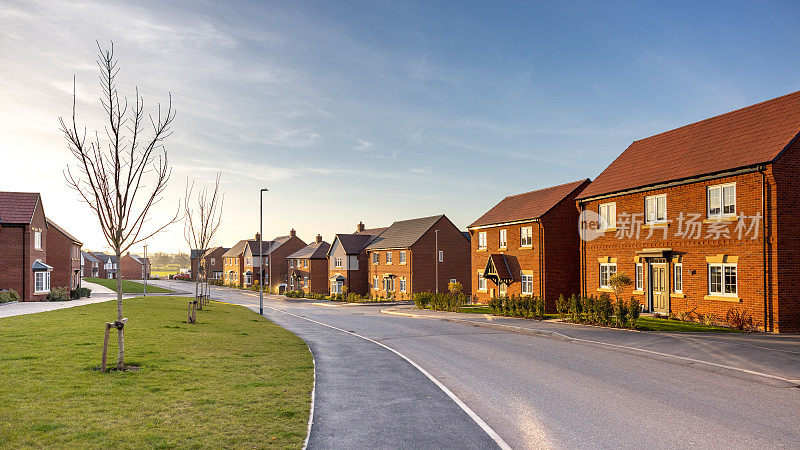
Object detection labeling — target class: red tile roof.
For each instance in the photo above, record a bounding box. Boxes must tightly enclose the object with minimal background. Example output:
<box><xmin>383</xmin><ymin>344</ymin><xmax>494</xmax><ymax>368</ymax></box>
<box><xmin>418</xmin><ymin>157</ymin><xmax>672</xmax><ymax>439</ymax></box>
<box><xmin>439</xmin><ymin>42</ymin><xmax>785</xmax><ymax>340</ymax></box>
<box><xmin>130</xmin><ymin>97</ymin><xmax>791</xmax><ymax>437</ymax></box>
<box><xmin>0</xmin><ymin>192</ymin><xmax>40</xmax><ymax>224</ymax></box>
<box><xmin>469</xmin><ymin>179</ymin><xmax>590</xmax><ymax>228</ymax></box>
<box><xmin>578</xmin><ymin>90</ymin><xmax>800</xmax><ymax>199</ymax></box>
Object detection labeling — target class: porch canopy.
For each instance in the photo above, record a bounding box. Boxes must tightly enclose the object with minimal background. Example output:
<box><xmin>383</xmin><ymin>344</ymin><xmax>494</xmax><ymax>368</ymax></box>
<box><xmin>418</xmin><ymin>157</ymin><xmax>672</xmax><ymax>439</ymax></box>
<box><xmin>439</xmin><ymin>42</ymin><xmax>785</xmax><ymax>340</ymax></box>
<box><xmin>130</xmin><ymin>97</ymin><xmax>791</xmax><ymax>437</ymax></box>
<box><xmin>31</xmin><ymin>260</ymin><xmax>53</xmax><ymax>272</ymax></box>
<box><xmin>329</xmin><ymin>275</ymin><xmax>345</xmax><ymax>282</ymax></box>
<box><xmin>483</xmin><ymin>254</ymin><xmax>514</xmax><ymax>285</ymax></box>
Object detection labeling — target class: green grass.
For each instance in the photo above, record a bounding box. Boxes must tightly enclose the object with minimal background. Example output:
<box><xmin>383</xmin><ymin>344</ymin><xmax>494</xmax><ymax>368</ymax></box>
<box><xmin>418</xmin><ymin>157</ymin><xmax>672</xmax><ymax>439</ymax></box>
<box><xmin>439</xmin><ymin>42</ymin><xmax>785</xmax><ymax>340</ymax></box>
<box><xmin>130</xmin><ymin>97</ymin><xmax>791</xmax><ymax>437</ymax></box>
<box><xmin>83</xmin><ymin>277</ymin><xmax>173</xmax><ymax>294</ymax></box>
<box><xmin>635</xmin><ymin>316</ymin><xmax>740</xmax><ymax>332</ymax></box>
<box><xmin>0</xmin><ymin>296</ymin><xmax>313</xmax><ymax>448</ymax></box>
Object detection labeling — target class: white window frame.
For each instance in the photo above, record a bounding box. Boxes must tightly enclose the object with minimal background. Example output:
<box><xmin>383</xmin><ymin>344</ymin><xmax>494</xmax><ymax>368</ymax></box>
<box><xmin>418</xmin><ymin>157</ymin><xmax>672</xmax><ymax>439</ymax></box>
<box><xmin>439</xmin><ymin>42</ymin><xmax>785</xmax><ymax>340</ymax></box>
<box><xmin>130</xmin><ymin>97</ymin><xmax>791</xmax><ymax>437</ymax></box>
<box><xmin>521</xmin><ymin>274</ymin><xmax>533</xmax><ymax>295</ymax></box>
<box><xmin>478</xmin><ymin>273</ymin><xmax>487</xmax><ymax>291</ymax></box>
<box><xmin>635</xmin><ymin>263</ymin><xmax>643</xmax><ymax>291</ymax></box>
<box><xmin>598</xmin><ymin>202</ymin><xmax>616</xmax><ymax>230</ymax></box>
<box><xmin>438</xmin><ymin>250</ymin><xmax>444</xmax><ymax>262</ymax></box>
<box><xmin>373</xmin><ymin>276</ymin><xmax>379</xmax><ymax>289</ymax></box>
<box><xmin>34</xmin><ymin>271</ymin><xmax>50</xmax><ymax>293</ymax></box>
<box><xmin>400</xmin><ymin>278</ymin><xmax>407</xmax><ymax>293</ymax></box>
<box><xmin>599</xmin><ymin>263</ymin><xmax>617</xmax><ymax>289</ymax></box>
<box><xmin>499</xmin><ymin>229</ymin><xmax>507</xmax><ymax>248</ymax></box>
<box><xmin>674</xmin><ymin>263</ymin><xmax>683</xmax><ymax>293</ymax></box>
<box><xmin>386</xmin><ymin>252</ymin><xmax>393</xmax><ymax>264</ymax></box>
<box><xmin>707</xmin><ymin>183</ymin><xmax>736</xmax><ymax>218</ymax></box>
<box><xmin>708</xmin><ymin>263</ymin><xmax>737</xmax><ymax>296</ymax></box>
<box><xmin>372</xmin><ymin>253</ymin><xmax>379</xmax><ymax>264</ymax></box>
<box><xmin>645</xmin><ymin>194</ymin><xmax>667</xmax><ymax>224</ymax></box>
<box><xmin>478</xmin><ymin>232</ymin><xmax>487</xmax><ymax>249</ymax></box>
<box><xmin>245</xmin><ymin>272</ymin><xmax>252</xmax><ymax>285</ymax></box>
<box><xmin>334</xmin><ymin>257</ymin><xmax>343</xmax><ymax>268</ymax></box>
<box><xmin>304</xmin><ymin>276</ymin><xmax>308</xmax><ymax>286</ymax></box>
<box><xmin>520</xmin><ymin>227</ymin><xmax>533</xmax><ymax>247</ymax></box>
<box><xmin>34</xmin><ymin>230</ymin><xmax>42</xmax><ymax>250</ymax></box>
<box><xmin>399</xmin><ymin>251</ymin><xmax>406</xmax><ymax>264</ymax></box>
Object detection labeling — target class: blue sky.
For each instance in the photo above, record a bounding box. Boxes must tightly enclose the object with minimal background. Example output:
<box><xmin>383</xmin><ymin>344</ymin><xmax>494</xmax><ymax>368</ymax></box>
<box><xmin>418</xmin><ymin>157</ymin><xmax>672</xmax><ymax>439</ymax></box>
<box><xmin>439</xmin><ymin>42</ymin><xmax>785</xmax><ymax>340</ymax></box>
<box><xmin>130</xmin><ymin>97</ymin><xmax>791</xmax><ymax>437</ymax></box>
<box><xmin>2</xmin><ymin>0</ymin><xmax>800</xmax><ymax>252</ymax></box>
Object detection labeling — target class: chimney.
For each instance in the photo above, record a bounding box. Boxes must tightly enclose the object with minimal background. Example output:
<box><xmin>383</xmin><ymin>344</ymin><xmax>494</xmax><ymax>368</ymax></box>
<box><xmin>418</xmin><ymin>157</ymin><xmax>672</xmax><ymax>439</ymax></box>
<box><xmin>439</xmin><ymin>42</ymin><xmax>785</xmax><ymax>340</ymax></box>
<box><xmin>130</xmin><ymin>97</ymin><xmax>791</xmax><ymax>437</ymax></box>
<box><xmin>316</xmin><ymin>234</ymin><xmax>322</xmax><ymax>243</ymax></box>
<box><xmin>290</xmin><ymin>228</ymin><xmax>296</xmax><ymax>237</ymax></box>
<box><xmin>357</xmin><ymin>221</ymin><xmax>365</xmax><ymax>233</ymax></box>
<box><xmin>255</xmin><ymin>232</ymin><xmax>260</xmax><ymax>241</ymax></box>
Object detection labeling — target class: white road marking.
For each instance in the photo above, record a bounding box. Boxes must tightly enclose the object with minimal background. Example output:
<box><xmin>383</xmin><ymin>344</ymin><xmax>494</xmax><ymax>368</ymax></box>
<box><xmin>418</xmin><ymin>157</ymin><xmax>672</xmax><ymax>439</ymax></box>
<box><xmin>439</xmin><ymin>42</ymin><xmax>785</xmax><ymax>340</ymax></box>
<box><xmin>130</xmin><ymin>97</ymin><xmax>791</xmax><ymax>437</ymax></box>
<box><xmin>262</xmin><ymin>304</ymin><xmax>512</xmax><ymax>450</ymax></box>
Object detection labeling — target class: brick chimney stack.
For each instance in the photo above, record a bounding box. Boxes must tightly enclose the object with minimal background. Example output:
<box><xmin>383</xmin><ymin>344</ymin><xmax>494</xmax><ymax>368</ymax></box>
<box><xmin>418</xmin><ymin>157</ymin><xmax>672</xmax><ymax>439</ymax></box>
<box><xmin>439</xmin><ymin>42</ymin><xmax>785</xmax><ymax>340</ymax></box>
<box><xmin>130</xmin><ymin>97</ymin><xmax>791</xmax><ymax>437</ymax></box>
<box><xmin>357</xmin><ymin>221</ymin><xmax>365</xmax><ymax>233</ymax></box>
<box><xmin>316</xmin><ymin>234</ymin><xmax>322</xmax><ymax>243</ymax></box>
<box><xmin>290</xmin><ymin>228</ymin><xmax>296</xmax><ymax>237</ymax></box>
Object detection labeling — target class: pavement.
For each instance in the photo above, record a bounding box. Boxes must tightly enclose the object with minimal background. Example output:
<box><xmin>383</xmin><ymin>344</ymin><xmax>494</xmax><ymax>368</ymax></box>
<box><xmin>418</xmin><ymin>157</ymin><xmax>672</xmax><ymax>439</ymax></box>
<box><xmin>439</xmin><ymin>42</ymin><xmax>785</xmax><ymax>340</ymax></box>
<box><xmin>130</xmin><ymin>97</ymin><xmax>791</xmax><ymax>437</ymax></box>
<box><xmin>381</xmin><ymin>305</ymin><xmax>800</xmax><ymax>383</ymax></box>
<box><xmin>90</xmin><ymin>280</ymin><xmax>800</xmax><ymax>447</ymax></box>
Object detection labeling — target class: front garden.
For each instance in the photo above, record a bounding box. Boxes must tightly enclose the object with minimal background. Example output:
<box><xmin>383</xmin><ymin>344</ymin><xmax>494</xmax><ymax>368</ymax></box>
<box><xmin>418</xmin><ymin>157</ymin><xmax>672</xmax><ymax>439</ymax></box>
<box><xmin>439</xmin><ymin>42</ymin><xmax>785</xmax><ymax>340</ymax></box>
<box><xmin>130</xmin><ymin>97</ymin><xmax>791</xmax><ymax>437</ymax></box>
<box><xmin>0</xmin><ymin>296</ymin><xmax>313</xmax><ymax>447</ymax></box>
<box><xmin>83</xmin><ymin>277</ymin><xmax>173</xmax><ymax>294</ymax></box>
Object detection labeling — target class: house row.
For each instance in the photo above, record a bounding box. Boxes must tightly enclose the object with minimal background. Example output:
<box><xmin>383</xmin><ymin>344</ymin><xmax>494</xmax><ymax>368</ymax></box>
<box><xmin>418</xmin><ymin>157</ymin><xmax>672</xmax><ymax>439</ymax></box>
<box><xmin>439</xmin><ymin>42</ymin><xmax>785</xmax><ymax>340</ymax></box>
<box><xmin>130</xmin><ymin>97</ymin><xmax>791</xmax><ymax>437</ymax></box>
<box><xmin>0</xmin><ymin>192</ymin><xmax>82</xmax><ymax>301</ymax></box>
<box><xmin>466</xmin><ymin>91</ymin><xmax>800</xmax><ymax>333</ymax></box>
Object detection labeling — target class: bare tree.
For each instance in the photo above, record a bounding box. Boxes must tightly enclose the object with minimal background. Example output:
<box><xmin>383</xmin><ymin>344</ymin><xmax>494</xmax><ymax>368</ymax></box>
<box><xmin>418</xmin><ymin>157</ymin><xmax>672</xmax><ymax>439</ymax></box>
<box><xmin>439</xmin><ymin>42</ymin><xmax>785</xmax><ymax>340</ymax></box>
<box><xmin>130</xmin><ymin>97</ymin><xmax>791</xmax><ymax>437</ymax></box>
<box><xmin>184</xmin><ymin>173</ymin><xmax>224</xmax><ymax>306</ymax></box>
<box><xmin>60</xmin><ymin>43</ymin><xmax>178</xmax><ymax>371</ymax></box>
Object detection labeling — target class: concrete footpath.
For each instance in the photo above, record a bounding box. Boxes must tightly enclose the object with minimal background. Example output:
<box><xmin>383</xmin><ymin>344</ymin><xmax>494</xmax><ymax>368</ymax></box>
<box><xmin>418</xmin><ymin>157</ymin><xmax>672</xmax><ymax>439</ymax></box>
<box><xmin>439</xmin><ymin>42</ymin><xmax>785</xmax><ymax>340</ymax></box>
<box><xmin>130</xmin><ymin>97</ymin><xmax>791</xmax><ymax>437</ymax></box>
<box><xmin>383</xmin><ymin>305</ymin><xmax>800</xmax><ymax>384</ymax></box>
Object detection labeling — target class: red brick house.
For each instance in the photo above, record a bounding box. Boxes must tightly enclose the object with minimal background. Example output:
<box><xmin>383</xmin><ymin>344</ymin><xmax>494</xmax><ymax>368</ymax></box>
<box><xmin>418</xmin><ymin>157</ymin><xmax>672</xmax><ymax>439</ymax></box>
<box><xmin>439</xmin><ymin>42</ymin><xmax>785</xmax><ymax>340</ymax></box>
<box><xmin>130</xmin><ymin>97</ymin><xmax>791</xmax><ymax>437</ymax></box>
<box><xmin>224</xmin><ymin>230</ymin><xmax>306</xmax><ymax>291</ymax></box>
<box><xmin>81</xmin><ymin>251</ymin><xmax>100</xmax><ymax>277</ymax></box>
<box><xmin>46</xmin><ymin>218</ymin><xmax>82</xmax><ymax>290</ymax></box>
<box><xmin>468</xmin><ymin>179</ymin><xmax>591</xmax><ymax>310</ymax></box>
<box><xmin>199</xmin><ymin>246</ymin><xmax>229</xmax><ymax>280</ymax></box>
<box><xmin>366</xmin><ymin>215</ymin><xmax>470</xmax><ymax>298</ymax></box>
<box><xmin>0</xmin><ymin>192</ymin><xmax>50</xmax><ymax>301</ymax></box>
<box><xmin>328</xmin><ymin>222</ymin><xmax>386</xmax><ymax>296</ymax></box>
<box><xmin>120</xmin><ymin>252</ymin><xmax>150</xmax><ymax>280</ymax></box>
<box><xmin>576</xmin><ymin>91</ymin><xmax>800</xmax><ymax>333</ymax></box>
<box><xmin>89</xmin><ymin>252</ymin><xmax>117</xmax><ymax>279</ymax></box>
<box><xmin>286</xmin><ymin>235</ymin><xmax>330</xmax><ymax>294</ymax></box>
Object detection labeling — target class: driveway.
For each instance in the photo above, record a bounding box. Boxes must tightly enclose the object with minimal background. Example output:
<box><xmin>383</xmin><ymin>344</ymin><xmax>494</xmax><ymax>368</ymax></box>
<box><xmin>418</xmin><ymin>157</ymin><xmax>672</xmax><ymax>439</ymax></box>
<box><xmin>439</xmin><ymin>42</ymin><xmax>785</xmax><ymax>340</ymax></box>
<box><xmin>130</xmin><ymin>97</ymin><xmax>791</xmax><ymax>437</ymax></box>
<box><xmin>150</xmin><ymin>280</ymin><xmax>800</xmax><ymax>449</ymax></box>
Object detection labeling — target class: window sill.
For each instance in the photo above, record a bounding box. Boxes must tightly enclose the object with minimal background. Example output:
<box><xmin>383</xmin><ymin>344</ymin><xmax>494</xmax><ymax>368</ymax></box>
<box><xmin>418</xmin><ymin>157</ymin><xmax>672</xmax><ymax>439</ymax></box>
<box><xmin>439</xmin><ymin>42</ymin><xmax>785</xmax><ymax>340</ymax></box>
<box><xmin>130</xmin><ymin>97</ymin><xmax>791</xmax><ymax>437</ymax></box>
<box><xmin>642</xmin><ymin>222</ymin><xmax>669</xmax><ymax>229</ymax></box>
<box><xmin>399</xmin><ymin>262</ymin><xmax>407</xmax><ymax>265</ymax></box>
<box><xmin>600</xmin><ymin>227</ymin><xmax>617</xmax><ymax>233</ymax></box>
<box><xmin>702</xmin><ymin>216</ymin><xmax>739</xmax><ymax>224</ymax></box>
<box><xmin>518</xmin><ymin>246</ymin><xmax>533</xmax><ymax>250</ymax></box>
<box><xmin>476</xmin><ymin>248</ymin><xmax>487</xmax><ymax>252</ymax></box>
<box><xmin>632</xmin><ymin>290</ymin><xmax>644</xmax><ymax>296</ymax></box>
<box><xmin>670</xmin><ymin>293</ymin><xmax>686</xmax><ymax>298</ymax></box>
<box><xmin>499</xmin><ymin>246</ymin><xmax>508</xmax><ymax>251</ymax></box>
<box><xmin>34</xmin><ymin>291</ymin><xmax>50</xmax><ymax>294</ymax></box>
<box><xmin>596</xmin><ymin>287</ymin><xmax>614</xmax><ymax>293</ymax></box>
<box><xmin>478</xmin><ymin>289</ymin><xmax>487</xmax><ymax>292</ymax></box>
<box><xmin>704</xmin><ymin>295</ymin><xmax>741</xmax><ymax>302</ymax></box>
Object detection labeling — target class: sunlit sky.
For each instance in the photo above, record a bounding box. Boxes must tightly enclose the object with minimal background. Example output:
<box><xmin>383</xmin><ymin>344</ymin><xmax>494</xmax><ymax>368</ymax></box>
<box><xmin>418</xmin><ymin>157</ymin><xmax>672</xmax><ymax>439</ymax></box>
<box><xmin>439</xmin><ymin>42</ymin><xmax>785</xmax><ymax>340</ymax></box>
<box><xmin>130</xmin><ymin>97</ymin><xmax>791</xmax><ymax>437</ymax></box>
<box><xmin>2</xmin><ymin>0</ymin><xmax>799</xmax><ymax>253</ymax></box>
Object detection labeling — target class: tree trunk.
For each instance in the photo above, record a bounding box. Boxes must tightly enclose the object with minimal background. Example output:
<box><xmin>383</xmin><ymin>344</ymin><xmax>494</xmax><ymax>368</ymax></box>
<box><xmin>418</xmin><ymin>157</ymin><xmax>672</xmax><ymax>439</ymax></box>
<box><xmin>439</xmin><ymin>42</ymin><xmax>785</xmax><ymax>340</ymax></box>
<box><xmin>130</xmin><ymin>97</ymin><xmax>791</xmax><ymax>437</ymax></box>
<box><xmin>115</xmin><ymin>249</ymin><xmax>124</xmax><ymax>370</ymax></box>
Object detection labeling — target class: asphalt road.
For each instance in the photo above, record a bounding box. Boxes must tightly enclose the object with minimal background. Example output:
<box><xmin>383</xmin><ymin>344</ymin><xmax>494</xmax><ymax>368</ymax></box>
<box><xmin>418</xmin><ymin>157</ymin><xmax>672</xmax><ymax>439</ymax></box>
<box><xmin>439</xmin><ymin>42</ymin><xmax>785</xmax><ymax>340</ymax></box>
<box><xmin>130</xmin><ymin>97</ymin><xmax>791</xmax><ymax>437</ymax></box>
<box><xmin>152</xmin><ymin>281</ymin><xmax>800</xmax><ymax>449</ymax></box>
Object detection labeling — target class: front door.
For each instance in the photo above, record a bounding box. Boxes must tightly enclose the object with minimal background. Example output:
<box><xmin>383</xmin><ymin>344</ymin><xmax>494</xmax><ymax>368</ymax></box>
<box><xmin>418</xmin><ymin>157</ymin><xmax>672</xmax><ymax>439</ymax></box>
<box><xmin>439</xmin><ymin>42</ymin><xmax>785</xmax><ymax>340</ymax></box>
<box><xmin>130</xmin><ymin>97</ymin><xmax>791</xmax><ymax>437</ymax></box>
<box><xmin>650</xmin><ymin>259</ymin><xmax>669</xmax><ymax>314</ymax></box>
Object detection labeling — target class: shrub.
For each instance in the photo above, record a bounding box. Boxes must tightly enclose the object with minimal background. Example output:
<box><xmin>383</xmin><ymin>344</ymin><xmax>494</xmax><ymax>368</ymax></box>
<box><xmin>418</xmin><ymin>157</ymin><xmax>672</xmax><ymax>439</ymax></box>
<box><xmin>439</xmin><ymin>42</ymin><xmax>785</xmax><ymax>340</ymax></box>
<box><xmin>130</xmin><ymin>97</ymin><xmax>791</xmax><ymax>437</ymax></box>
<box><xmin>46</xmin><ymin>287</ymin><xmax>71</xmax><ymax>302</ymax></box>
<box><xmin>448</xmin><ymin>281</ymin><xmax>463</xmax><ymax>294</ymax></box>
<box><xmin>584</xmin><ymin>295</ymin><xmax>596</xmax><ymax>323</ymax></box>
<box><xmin>0</xmin><ymin>289</ymin><xmax>20</xmax><ymax>303</ymax></box>
<box><xmin>534</xmin><ymin>296</ymin><xmax>545</xmax><ymax>320</ymax></box>
<box><xmin>556</xmin><ymin>294</ymin><xmax>569</xmax><ymax>320</ymax></box>
<box><xmin>69</xmin><ymin>287</ymin><xmax>92</xmax><ymax>299</ymax></box>
<box><xmin>596</xmin><ymin>293</ymin><xmax>613</xmax><ymax>325</ymax></box>
<box><xmin>614</xmin><ymin>298</ymin><xmax>628</xmax><ymax>327</ymax></box>
<box><xmin>726</xmin><ymin>307</ymin><xmax>760</xmax><ymax>331</ymax></box>
<box><xmin>608</xmin><ymin>272</ymin><xmax>632</xmax><ymax>303</ymax></box>
<box><xmin>569</xmin><ymin>295</ymin><xmax>582</xmax><ymax>322</ymax></box>
<box><xmin>414</xmin><ymin>292</ymin><xmax>433</xmax><ymax>309</ymax></box>
<box><xmin>628</xmin><ymin>297</ymin><xmax>640</xmax><ymax>328</ymax></box>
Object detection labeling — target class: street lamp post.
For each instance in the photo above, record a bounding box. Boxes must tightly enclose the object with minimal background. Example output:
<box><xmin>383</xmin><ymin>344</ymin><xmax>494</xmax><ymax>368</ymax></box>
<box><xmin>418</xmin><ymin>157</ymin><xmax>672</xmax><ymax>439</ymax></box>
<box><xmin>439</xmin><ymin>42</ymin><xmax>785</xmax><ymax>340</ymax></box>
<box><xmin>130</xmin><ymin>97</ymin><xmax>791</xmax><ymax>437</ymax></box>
<box><xmin>435</xmin><ymin>230</ymin><xmax>439</xmax><ymax>294</ymax></box>
<box><xmin>259</xmin><ymin>188</ymin><xmax>268</xmax><ymax>315</ymax></box>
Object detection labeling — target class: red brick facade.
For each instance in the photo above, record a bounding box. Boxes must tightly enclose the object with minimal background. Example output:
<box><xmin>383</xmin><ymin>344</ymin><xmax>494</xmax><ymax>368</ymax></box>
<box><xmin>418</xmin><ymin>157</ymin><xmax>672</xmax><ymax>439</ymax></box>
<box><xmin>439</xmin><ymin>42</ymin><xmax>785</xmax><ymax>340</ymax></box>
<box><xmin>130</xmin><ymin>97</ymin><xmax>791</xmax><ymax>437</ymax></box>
<box><xmin>469</xmin><ymin>180</ymin><xmax>590</xmax><ymax>312</ymax></box>
<box><xmin>120</xmin><ymin>253</ymin><xmax>150</xmax><ymax>280</ymax></box>
<box><xmin>579</xmin><ymin>143</ymin><xmax>800</xmax><ymax>332</ymax></box>
<box><xmin>46</xmin><ymin>220</ymin><xmax>82</xmax><ymax>290</ymax></box>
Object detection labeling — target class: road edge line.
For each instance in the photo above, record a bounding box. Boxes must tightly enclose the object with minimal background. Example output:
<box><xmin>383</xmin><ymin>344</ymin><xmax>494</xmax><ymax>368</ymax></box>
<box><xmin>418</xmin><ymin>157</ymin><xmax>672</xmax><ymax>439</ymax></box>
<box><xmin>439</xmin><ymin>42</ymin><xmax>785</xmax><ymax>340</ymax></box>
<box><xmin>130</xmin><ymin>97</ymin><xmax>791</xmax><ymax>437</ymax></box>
<box><xmin>266</xmin><ymin>305</ymin><xmax>511</xmax><ymax>450</ymax></box>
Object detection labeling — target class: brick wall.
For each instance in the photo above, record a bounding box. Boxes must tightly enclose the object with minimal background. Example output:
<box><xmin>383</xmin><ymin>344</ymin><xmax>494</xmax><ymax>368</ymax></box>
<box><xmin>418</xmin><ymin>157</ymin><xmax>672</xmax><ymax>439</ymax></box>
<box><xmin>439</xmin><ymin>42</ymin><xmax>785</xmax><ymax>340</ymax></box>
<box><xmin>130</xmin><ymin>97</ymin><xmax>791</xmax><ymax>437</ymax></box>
<box><xmin>120</xmin><ymin>254</ymin><xmax>145</xmax><ymax>280</ymax></box>
<box><xmin>409</xmin><ymin>216</ymin><xmax>471</xmax><ymax>296</ymax></box>
<box><xmin>367</xmin><ymin>248</ymin><xmax>413</xmax><ymax>299</ymax></box>
<box><xmin>469</xmin><ymin>221</ymin><xmax>540</xmax><ymax>302</ymax></box>
<box><xmin>772</xmin><ymin>138</ymin><xmax>800</xmax><ymax>332</ymax></box>
<box><xmin>579</xmin><ymin>169</ymin><xmax>784</xmax><ymax>330</ymax></box>
<box><xmin>47</xmin><ymin>226</ymin><xmax>81</xmax><ymax>290</ymax></box>
<box><xmin>0</xmin><ymin>225</ymin><xmax>25</xmax><ymax>299</ymax></box>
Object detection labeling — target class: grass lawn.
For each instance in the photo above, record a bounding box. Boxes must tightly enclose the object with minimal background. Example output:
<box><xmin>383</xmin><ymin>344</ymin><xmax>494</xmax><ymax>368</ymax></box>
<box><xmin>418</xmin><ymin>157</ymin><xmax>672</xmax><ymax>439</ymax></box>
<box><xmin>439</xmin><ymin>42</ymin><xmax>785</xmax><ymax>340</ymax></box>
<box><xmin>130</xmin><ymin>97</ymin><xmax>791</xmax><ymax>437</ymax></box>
<box><xmin>83</xmin><ymin>277</ymin><xmax>173</xmax><ymax>294</ymax></box>
<box><xmin>0</xmin><ymin>296</ymin><xmax>313</xmax><ymax>448</ymax></box>
<box><xmin>635</xmin><ymin>316</ymin><xmax>740</xmax><ymax>332</ymax></box>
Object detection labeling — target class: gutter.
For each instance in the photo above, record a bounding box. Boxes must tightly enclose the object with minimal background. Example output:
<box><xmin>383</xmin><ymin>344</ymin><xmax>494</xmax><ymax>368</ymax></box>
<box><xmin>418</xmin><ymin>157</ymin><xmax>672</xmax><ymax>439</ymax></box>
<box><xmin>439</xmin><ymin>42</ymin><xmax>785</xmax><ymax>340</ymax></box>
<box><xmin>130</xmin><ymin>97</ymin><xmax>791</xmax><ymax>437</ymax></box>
<box><xmin>538</xmin><ymin>222</ymin><xmax>544</xmax><ymax>303</ymax></box>
<box><xmin>759</xmin><ymin>165</ymin><xmax>770</xmax><ymax>331</ymax></box>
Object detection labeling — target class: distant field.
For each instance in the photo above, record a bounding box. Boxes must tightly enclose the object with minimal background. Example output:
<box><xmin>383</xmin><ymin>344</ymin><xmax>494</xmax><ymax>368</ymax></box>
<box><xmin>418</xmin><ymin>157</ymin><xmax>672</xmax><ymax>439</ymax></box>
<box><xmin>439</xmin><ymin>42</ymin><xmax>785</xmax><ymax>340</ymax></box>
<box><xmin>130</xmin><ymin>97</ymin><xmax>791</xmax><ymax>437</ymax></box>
<box><xmin>83</xmin><ymin>278</ymin><xmax>172</xmax><ymax>294</ymax></box>
<box><xmin>150</xmin><ymin>270</ymin><xmax>178</xmax><ymax>278</ymax></box>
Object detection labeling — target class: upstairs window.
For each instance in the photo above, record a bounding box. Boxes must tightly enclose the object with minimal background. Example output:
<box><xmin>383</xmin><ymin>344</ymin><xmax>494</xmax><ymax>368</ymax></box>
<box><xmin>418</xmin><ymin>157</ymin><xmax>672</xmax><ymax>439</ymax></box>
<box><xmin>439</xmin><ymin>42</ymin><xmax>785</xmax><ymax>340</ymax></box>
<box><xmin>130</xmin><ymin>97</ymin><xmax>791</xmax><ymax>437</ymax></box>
<box><xmin>645</xmin><ymin>194</ymin><xmax>667</xmax><ymax>224</ymax></box>
<box><xmin>707</xmin><ymin>183</ymin><xmax>736</xmax><ymax>218</ymax></box>
<box><xmin>598</xmin><ymin>203</ymin><xmax>616</xmax><ymax>229</ymax></box>
<box><xmin>386</xmin><ymin>252</ymin><xmax>393</xmax><ymax>264</ymax></box>
<box><xmin>372</xmin><ymin>253</ymin><xmax>379</xmax><ymax>264</ymax></box>
<box><xmin>438</xmin><ymin>250</ymin><xmax>444</xmax><ymax>262</ymax></box>
<box><xmin>478</xmin><ymin>232</ymin><xmax>487</xmax><ymax>249</ymax></box>
<box><xmin>334</xmin><ymin>257</ymin><xmax>343</xmax><ymax>268</ymax></box>
<box><xmin>499</xmin><ymin>229</ymin><xmax>507</xmax><ymax>248</ymax></box>
<box><xmin>520</xmin><ymin>227</ymin><xmax>533</xmax><ymax>247</ymax></box>
<box><xmin>34</xmin><ymin>231</ymin><xmax>42</xmax><ymax>250</ymax></box>
<box><xmin>399</xmin><ymin>251</ymin><xmax>406</xmax><ymax>264</ymax></box>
